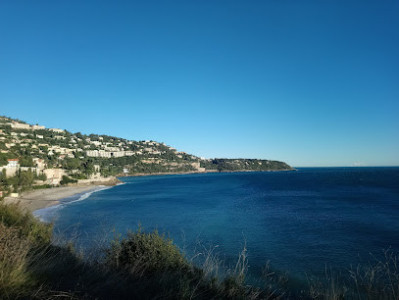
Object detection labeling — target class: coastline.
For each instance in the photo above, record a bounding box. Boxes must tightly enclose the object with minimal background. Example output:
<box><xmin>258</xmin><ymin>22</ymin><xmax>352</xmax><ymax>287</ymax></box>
<box><xmin>119</xmin><ymin>168</ymin><xmax>295</xmax><ymax>178</ymax></box>
<box><xmin>2</xmin><ymin>170</ymin><xmax>295</xmax><ymax>213</ymax></box>
<box><xmin>3</xmin><ymin>177</ymin><xmax>121</xmax><ymax>213</ymax></box>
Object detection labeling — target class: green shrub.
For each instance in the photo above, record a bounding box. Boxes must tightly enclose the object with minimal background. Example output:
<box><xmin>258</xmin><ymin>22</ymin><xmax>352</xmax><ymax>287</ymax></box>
<box><xmin>106</xmin><ymin>229</ymin><xmax>189</xmax><ymax>275</ymax></box>
<box><xmin>35</xmin><ymin>173</ymin><xmax>47</xmax><ymax>181</ymax></box>
<box><xmin>32</xmin><ymin>184</ymin><xmax>53</xmax><ymax>190</ymax></box>
<box><xmin>69</xmin><ymin>173</ymin><xmax>87</xmax><ymax>180</ymax></box>
<box><xmin>60</xmin><ymin>175</ymin><xmax>77</xmax><ymax>185</ymax></box>
<box><xmin>0</xmin><ymin>224</ymin><xmax>34</xmax><ymax>297</ymax></box>
<box><xmin>0</xmin><ymin>205</ymin><xmax>53</xmax><ymax>299</ymax></box>
<box><xmin>0</xmin><ymin>203</ymin><xmax>52</xmax><ymax>245</ymax></box>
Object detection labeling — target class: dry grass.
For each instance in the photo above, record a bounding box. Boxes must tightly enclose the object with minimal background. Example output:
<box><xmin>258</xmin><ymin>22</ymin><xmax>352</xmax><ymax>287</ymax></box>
<box><xmin>0</xmin><ymin>224</ymin><xmax>32</xmax><ymax>298</ymax></box>
<box><xmin>306</xmin><ymin>250</ymin><xmax>399</xmax><ymax>300</ymax></box>
<box><xmin>348</xmin><ymin>249</ymin><xmax>399</xmax><ymax>299</ymax></box>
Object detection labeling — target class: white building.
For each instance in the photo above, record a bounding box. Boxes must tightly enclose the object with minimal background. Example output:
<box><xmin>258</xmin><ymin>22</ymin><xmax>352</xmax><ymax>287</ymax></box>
<box><xmin>1</xmin><ymin>159</ymin><xmax>20</xmax><ymax>177</ymax></box>
<box><xmin>105</xmin><ymin>146</ymin><xmax>120</xmax><ymax>152</ymax></box>
<box><xmin>86</xmin><ymin>150</ymin><xmax>112</xmax><ymax>158</ymax></box>
<box><xmin>43</xmin><ymin>168</ymin><xmax>66</xmax><ymax>185</ymax></box>
<box><xmin>7</xmin><ymin>159</ymin><xmax>19</xmax><ymax>168</ymax></box>
<box><xmin>91</xmin><ymin>141</ymin><xmax>102</xmax><ymax>146</ymax></box>
<box><xmin>49</xmin><ymin>128</ymin><xmax>64</xmax><ymax>133</ymax></box>
<box><xmin>111</xmin><ymin>151</ymin><xmax>125</xmax><ymax>158</ymax></box>
<box><xmin>33</xmin><ymin>158</ymin><xmax>46</xmax><ymax>170</ymax></box>
<box><xmin>10</xmin><ymin>122</ymin><xmax>31</xmax><ymax>130</ymax></box>
<box><xmin>32</xmin><ymin>125</ymin><xmax>45</xmax><ymax>130</ymax></box>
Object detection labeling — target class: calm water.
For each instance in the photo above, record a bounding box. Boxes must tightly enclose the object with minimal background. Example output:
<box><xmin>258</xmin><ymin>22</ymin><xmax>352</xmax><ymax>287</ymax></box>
<box><xmin>35</xmin><ymin>167</ymin><xmax>399</xmax><ymax>282</ymax></box>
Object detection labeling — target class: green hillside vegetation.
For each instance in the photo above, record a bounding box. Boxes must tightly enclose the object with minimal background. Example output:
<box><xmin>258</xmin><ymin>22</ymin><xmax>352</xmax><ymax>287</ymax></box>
<box><xmin>201</xmin><ymin>159</ymin><xmax>293</xmax><ymax>172</ymax></box>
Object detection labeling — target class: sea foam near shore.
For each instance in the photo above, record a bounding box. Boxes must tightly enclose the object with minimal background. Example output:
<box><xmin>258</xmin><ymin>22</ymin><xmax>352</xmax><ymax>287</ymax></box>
<box><xmin>34</xmin><ymin>185</ymin><xmax>113</xmax><ymax>222</ymax></box>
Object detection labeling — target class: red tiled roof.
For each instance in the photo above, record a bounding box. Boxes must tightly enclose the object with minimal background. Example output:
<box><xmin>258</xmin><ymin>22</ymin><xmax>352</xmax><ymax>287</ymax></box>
<box><xmin>7</xmin><ymin>159</ymin><xmax>19</xmax><ymax>161</ymax></box>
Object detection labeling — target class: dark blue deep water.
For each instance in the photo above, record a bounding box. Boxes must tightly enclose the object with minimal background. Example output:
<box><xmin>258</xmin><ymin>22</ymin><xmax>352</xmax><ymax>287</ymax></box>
<box><xmin>35</xmin><ymin>167</ymin><xmax>399</xmax><ymax>282</ymax></box>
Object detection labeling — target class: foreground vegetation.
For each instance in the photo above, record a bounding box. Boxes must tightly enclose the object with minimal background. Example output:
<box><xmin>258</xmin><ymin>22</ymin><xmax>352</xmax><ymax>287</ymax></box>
<box><xmin>1</xmin><ymin>203</ymin><xmax>398</xmax><ymax>299</ymax></box>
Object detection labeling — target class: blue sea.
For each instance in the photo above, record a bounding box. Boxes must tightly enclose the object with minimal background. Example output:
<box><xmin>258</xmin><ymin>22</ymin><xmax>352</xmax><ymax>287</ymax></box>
<box><xmin>35</xmin><ymin>167</ymin><xmax>399</xmax><ymax>283</ymax></box>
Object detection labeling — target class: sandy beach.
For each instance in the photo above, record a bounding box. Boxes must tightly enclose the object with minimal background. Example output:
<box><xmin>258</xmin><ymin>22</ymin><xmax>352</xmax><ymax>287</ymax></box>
<box><xmin>3</xmin><ymin>185</ymin><xmax>112</xmax><ymax>212</ymax></box>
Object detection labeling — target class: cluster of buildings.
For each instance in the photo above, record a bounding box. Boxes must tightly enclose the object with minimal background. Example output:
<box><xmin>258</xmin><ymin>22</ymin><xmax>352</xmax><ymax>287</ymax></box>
<box><xmin>7</xmin><ymin>120</ymin><xmax>63</xmax><ymax>133</ymax></box>
<box><xmin>85</xmin><ymin>148</ymin><xmax>162</xmax><ymax>158</ymax></box>
<box><xmin>0</xmin><ymin>156</ymin><xmax>104</xmax><ymax>186</ymax></box>
<box><xmin>85</xmin><ymin>140</ymin><xmax>163</xmax><ymax>158</ymax></box>
<box><xmin>0</xmin><ymin>117</ymin><xmax>207</xmax><ymax>188</ymax></box>
<box><xmin>2</xmin><ymin>129</ymin><xmax>170</xmax><ymax>163</ymax></box>
<box><xmin>1</xmin><ymin>118</ymin><xmax>174</xmax><ymax>160</ymax></box>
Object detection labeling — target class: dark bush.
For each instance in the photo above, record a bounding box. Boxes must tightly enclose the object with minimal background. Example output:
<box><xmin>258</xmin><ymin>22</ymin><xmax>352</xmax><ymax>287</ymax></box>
<box><xmin>60</xmin><ymin>175</ymin><xmax>77</xmax><ymax>185</ymax></box>
<box><xmin>106</xmin><ymin>229</ymin><xmax>189</xmax><ymax>275</ymax></box>
<box><xmin>0</xmin><ymin>203</ymin><xmax>52</xmax><ymax>245</ymax></box>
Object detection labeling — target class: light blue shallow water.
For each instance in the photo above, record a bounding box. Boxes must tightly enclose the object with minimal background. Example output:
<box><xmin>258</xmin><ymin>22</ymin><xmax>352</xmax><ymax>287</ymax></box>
<box><xmin>35</xmin><ymin>167</ymin><xmax>399</xmax><ymax>281</ymax></box>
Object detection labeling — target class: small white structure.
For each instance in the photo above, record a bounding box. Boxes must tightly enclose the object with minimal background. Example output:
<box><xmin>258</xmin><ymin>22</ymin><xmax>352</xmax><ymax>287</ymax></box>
<box><xmin>10</xmin><ymin>122</ymin><xmax>31</xmax><ymax>130</ymax></box>
<box><xmin>43</xmin><ymin>168</ymin><xmax>66</xmax><ymax>185</ymax></box>
<box><xmin>1</xmin><ymin>159</ymin><xmax>20</xmax><ymax>177</ymax></box>
<box><xmin>7</xmin><ymin>159</ymin><xmax>19</xmax><ymax>168</ymax></box>
<box><xmin>86</xmin><ymin>150</ymin><xmax>112</xmax><ymax>158</ymax></box>
<box><xmin>32</xmin><ymin>125</ymin><xmax>45</xmax><ymax>130</ymax></box>
<box><xmin>49</xmin><ymin>128</ymin><xmax>64</xmax><ymax>133</ymax></box>
<box><xmin>33</xmin><ymin>158</ymin><xmax>46</xmax><ymax>171</ymax></box>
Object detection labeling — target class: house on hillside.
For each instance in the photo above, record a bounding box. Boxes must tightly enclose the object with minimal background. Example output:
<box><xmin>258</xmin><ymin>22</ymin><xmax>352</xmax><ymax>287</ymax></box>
<box><xmin>43</xmin><ymin>168</ymin><xmax>66</xmax><ymax>185</ymax></box>
<box><xmin>49</xmin><ymin>128</ymin><xmax>64</xmax><ymax>133</ymax></box>
<box><xmin>32</xmin><ymin>125</ymin><xmax>45</xmax><ymax>130</ymax></box>
<box><xmin>10</xmin><ymin>122</ymin><xmax>31</xmax><ymax>130</ymax></box>
<box><xmin>1</xmin><ymin>159</ymin><xmax>20</xmax><ymax>177</ymax></box>
<box><xmin>7</xmin><ymin>159</ymin><xmax>19</xmax><ymax>168</ymax></box>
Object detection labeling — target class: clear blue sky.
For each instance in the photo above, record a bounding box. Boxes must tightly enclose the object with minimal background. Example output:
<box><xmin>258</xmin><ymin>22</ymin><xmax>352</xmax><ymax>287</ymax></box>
<box><xmin>1</xmin><ymin>1</ymin><xmax>398</xmax><ymax>166</ymax></box>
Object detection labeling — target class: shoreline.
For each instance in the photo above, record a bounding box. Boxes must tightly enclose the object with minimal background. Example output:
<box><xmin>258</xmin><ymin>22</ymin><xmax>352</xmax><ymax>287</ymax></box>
<box><xmin>4</xmin><ymin>178</ymin><xmax>121</xmax><ymax>213</ymax></box>
<box><xmin>2</xmin><ymin>170</ymin><xmax>295</xmax><ymax>213</ymax></box>
<box><xmin>118</xmin><ymin>168</ymin><xmax>295</xmax><ymax>177</ymax></box>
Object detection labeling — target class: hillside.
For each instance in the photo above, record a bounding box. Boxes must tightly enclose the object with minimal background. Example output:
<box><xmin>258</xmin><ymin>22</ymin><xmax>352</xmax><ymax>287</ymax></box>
<box><xmin>0</xmin><ymin>115</ymin><xmax>293</xmax><ymax>195</ymax></box>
